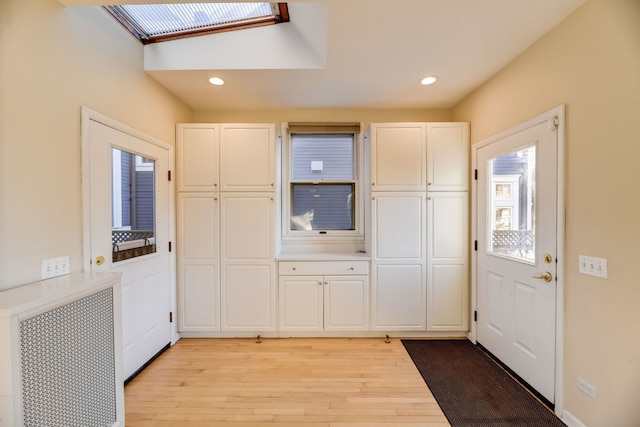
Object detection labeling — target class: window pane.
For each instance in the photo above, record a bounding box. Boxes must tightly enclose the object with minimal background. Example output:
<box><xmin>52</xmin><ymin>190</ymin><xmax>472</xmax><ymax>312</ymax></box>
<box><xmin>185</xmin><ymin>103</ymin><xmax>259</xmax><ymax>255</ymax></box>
<box><xmin>112</xmin><ymin>148</ymin><xmax>156</xmax><ymax>262</ymax></box>
<box><xmin>118</xmin><ymin>3</ymin><xmax>275</xmax><ymax>37</ymax></box>
<box><xmin>488</xmin><ymin>146</ymin><xmax>535</xmax><ymax>262</ymax></box>
<box><xmin>291</xmin><ymin>184</ymin><xmax>354</xmax><ymax>230</ymax></box>
<box><xmin>291</xmin><ymin>134</ymin><xmax>354</xmax><ymax>181</ymax></box>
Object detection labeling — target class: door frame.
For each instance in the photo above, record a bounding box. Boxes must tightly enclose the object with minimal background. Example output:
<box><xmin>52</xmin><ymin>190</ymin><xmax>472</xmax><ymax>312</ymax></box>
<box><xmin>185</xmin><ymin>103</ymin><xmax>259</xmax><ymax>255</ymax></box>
<box><xmin>469</xmin><ymin>104</ymin><xmax>565</xmax><ymax>415</ymax></box>
<box><xmin>80</xmin><ymin>106</ymin><xmax>180</xmax><ymax>345</ymax></box>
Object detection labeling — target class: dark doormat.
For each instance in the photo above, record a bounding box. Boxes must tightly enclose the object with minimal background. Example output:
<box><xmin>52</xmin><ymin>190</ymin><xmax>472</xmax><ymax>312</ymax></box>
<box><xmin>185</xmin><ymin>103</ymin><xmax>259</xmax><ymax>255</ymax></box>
<box><xmin>402</xmin><ymin>339</ymin><xmax>565</xmax><ymax>427</ymax></box>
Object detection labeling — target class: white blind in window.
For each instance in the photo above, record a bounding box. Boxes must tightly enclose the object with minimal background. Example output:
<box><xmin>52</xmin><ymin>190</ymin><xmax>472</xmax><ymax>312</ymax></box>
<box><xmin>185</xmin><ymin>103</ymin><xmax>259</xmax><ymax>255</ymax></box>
<box><xmin>291</xmin><ymin>134</ymin><xmax>354</xmax><ymax>181</ymax></box>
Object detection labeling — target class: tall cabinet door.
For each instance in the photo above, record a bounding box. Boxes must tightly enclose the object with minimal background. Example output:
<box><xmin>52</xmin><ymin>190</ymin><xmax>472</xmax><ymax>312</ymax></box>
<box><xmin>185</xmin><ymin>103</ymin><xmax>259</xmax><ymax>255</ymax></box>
<box><xmin>220</xmin><ymin>124</ymin><xmax>276</xmax><ymax>192</ymax></box>
<box><xmin>427</xmin><ymin>192</ymin><xmax>469</xmax><ymax>331</ymax></box>
<box><xmin>176</xmin><ymin>124</ymin><xmax>219</xmax><ymax>192</ymax></box>
<box><xmin>371</xmin><ymin>192</ymin><xmax>427</xmax><ymax>330</ymax></box>
<box><xmin>427</xmin><ymin>123</ymin><xmax>469</xmax><ymax>191</ymax></box>
<box><xmin>177</xmin><ymin>193</ymin><xmax>219</xmax><ymax>331</ymax></box>
<box><xmin>220</xmin><ymin>193</ymin><xmax>276</xmax><ymax>331</ymax></box>
<box><xmin>370</xmin><ymin>123</ymin><xmax>427</xmax><ymax>192</ymax></box>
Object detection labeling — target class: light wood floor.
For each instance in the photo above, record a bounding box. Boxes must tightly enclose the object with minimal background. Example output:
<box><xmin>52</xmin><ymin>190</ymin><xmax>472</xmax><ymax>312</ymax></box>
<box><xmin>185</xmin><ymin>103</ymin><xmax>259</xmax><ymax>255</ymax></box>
<box><xmin>124</xmin><ymin>338</ymin><xmax>450</xmax><ymax>426</ymax></box>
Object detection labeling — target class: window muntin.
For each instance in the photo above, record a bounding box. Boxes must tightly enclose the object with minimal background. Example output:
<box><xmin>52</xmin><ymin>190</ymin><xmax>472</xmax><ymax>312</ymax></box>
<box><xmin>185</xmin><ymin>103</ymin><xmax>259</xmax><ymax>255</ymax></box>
<box><xmin>285</xmin><ymin>131</ymin><xmax>361</xmax><ymax>237</ymax></box>
<box><xmin>105</xmin><ymin>3</ymin><xmax>289</xmax><ymax>44</ymax></box>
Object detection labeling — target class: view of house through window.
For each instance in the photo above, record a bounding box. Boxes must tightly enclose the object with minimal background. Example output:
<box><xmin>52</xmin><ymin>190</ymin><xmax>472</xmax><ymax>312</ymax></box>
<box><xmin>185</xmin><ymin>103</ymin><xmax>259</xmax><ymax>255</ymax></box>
<box><xmin>489</xmin><ymin>145</ymin><xmax>536</xmax><ymax>262</ymax></box>
<box><xmin>112</xmin><ymin>148</ymin><xmax>156</xmax><ymax>262</ymax></box>
<box><xmin>289</xmin><ymin>134</ymin><xmax>356</xmax><ymax>232</ymax></box>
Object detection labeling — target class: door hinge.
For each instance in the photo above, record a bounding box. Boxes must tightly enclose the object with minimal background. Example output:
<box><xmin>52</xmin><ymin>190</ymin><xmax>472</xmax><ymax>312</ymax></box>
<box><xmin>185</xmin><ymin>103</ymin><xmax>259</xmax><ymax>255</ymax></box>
<box><xmin>474</xmin><ymin>310</ymin><xmax>478</xmax><ymax>322</ymax></box>
<box><xmin>168</xmin><ymin>241</ymin><xmax>172</xmax><ymax>252</ymax></box>
<box><xmin>474</xmin><ymin>240</ymin><xmax>478</xmax><ymax>251</ymax></box>
<box><xmin>168</xmin><ymin>170</ymin><xmax>172</xmax><ymax>181</ymax></box>
<box><xmin>474</xmin><ymin>169</ymin><xmax>478</xmax><ymax>180</ymax></box>
<box><xmin>169</xmin><ymin>312</ymin><xmax>173</xmax><ymax>323</ymax></box>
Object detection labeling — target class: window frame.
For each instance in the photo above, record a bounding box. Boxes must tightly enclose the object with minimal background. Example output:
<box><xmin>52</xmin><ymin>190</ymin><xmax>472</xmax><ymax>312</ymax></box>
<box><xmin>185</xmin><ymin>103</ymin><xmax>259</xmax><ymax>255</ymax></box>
<box><xmin>281</xmin><ymin>123</ymin><xmax>365</xmax><ymax>243</ymax></box>
<box><xmin>104</xmin><ymin>2</ymin><xmax>289</xmax><ymax>45</ymax></box>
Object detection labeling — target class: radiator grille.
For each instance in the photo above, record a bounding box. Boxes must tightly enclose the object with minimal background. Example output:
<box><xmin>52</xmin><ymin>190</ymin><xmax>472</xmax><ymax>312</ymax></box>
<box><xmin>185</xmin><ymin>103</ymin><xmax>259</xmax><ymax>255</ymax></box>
<box><xmin>19</xmin><ymin>288</ymin><xmax>117</xmax><ymax>426</ymax></box>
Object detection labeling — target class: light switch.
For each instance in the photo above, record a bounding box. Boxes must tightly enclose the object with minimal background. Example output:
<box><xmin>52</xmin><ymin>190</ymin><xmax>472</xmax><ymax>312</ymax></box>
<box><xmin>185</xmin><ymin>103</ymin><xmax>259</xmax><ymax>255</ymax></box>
<box><xmin>578</xmin><ymin>255</ymin><xmax>608</xmax><ymax>279</ymax></box>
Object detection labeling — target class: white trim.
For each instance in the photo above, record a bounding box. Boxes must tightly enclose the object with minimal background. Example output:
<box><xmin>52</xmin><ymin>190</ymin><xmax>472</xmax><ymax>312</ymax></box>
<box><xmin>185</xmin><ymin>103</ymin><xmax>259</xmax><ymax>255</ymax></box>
<box><xmin>561</xmin><ymin>409</ymin><xmax>588</xmax><ymax>427</ymax></box>
<box><xmin>80</xmin><ymin>106</ymin><xmax>180</xmax><ymax>344</ymax></box>
<box><xmin>470</xmin><ymin>104</ymin><xmax>565</xmax><ymax>417</ymax></box>
<box><xmin>279</xmin><ymin>123</ymin><xmax>366</xmax><ymax>247</ymax></box>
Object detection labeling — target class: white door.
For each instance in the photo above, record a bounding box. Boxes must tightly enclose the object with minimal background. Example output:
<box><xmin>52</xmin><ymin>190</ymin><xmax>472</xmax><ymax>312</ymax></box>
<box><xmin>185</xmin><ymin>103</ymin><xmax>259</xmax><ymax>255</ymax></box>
<box><xmin>476</xmin><ymin>117</ymin><xmax>559</xmax><ymax>403</ymax></box>
<box><xmin>85</xmin><ymin>117</ymin><xmax>172</xmax><ymax>380</ymax></box>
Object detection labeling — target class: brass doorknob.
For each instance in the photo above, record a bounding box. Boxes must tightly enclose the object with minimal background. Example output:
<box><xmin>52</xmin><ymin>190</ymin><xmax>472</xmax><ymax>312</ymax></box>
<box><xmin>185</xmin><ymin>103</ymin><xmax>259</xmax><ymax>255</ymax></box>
<box><xmin>532</xmin><ymin>271</ymin><xmax>553</xmax><ymax>282</ymax></box>
<box><xmin>95</xmin><ymin>256</ymin><xmax>105</xmax><ymax>266</ymax></box>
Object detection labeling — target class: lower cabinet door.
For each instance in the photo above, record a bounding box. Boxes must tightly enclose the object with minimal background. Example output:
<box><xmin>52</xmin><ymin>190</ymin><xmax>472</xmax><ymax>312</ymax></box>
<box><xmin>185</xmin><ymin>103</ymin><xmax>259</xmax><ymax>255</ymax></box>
<box><xmin>278</xmin><ymin>275</ymin><xmax>369</xmax><ymax>332</ymax></box>
<box><xmin>279</xmin><ymin>276</ymin><xmax>323</xmax><ymax>331</ymax></box>
<box><xmin>324</xmin><ymin>276</ymin><xmax>369</xmax><ymax>331</ymax></box>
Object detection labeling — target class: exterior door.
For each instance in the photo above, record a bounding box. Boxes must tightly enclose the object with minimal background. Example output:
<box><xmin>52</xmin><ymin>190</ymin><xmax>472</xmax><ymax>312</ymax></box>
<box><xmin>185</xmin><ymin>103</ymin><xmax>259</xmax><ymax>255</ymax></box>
<box><xmin>476</xmin><ymin>117</ymin><xmax>559</xmax><ymax>403</ymax></box>
<box><xmin>84</xmin><ymin>116</ymin><xmax>172</xmax><ymax>380</ymax></box>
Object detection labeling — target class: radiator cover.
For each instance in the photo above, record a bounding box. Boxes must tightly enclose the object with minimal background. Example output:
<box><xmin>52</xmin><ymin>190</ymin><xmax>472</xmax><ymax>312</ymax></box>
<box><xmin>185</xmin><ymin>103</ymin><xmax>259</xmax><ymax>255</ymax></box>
<box><xmin>20</xmin><ymin>288</ymin><xmax>116</xmax><ymax>426</ymax></box>
<box><xmin>0</xmin><ymin>273</ymin><xmax>123</xmax><ymax>427</ymax></box>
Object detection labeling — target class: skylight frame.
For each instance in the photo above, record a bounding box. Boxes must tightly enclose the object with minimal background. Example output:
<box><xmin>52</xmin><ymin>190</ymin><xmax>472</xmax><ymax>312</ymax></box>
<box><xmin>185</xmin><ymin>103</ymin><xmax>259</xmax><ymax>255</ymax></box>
<box><xmin>105</xmin><ymin>2</ymin><xmax>289</xmax><ymax>45</ymax></box>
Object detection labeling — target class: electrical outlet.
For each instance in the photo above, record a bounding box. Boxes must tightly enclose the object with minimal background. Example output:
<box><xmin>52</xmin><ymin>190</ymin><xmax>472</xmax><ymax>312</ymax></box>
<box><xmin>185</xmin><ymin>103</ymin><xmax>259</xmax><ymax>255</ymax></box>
<box><xmin>577</xmin><ymin>378</ymin><xmax>596</xmax><ymax>399</ymax></box>
<box><xmin>578</xmin><ymin>255</ymin><xmax>608</xmax><ymax>278</ymax></box>
<box><xmin>41</xmin><ymin>256</ymin><xmax>70</xmax><ymax>280</ymax></box>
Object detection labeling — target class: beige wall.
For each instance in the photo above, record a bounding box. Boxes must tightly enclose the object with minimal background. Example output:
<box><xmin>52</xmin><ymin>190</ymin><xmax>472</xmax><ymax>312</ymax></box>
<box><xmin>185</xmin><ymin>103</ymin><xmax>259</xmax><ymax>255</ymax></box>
<box><xmin>194</xmin><ymin>109</ymin><xmax>452</xmax><ymax>125</ymax></box>
<box><xmin>0</xmin><ymin>0</ymin><xmax>192</xmax><ymax>289</ymax></box>
<box><xmin>453</xmin><ymin>0</ymin><xmax>640</xmax><ymax>425</ymax></box>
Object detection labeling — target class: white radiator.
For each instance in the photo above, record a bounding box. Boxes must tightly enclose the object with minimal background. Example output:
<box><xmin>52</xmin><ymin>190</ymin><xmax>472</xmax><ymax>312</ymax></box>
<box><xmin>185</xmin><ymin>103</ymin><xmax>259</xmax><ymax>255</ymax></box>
<box><xmin>0</xmin><ymin>273</ymin><xmax>124</xmax><ymax>427</ymax></box>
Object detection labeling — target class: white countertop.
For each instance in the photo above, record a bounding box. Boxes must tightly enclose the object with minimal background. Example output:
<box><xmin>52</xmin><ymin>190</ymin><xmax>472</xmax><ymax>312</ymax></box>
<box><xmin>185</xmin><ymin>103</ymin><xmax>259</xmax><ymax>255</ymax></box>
<box><xmin>0</xmin><ymin>272</ymin><xmax>121</xmax><ymax>317</ymax></box>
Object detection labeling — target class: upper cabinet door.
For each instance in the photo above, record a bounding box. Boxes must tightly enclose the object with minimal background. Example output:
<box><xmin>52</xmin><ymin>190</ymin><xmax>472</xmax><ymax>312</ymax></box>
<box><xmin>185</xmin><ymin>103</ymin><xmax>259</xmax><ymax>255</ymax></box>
<box><xmin>176</xmin><ymin>124</ymin><xmax>219</xmax><ymax>192</ymax></box>
<box><xmin>427</xmin><ymin>123</ymin><xmax>470</xmax><ymax>191</ymax></box>
<box><xmin>370</xmin><ymin>123</ymin><xmax>427</xmax><ymax>191</ymax></box>
<box><xmin>220</xmin><ymin>124</ymin><xmax>276</xmax><ymax>192</ymax></box>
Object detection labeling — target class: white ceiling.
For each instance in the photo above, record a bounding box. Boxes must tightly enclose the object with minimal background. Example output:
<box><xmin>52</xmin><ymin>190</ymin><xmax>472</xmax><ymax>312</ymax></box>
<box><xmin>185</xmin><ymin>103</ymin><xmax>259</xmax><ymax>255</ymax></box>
<box><xmin>63</xmin><ymin>0</ymin><xmax>587</xmax><ymax>111</ymax></box>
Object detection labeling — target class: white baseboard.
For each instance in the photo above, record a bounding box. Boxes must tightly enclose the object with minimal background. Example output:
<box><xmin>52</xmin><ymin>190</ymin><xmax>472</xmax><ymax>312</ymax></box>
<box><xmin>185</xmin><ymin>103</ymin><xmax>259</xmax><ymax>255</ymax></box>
<box><xmin>562</xmin><ymin>409</ymin><xmax>587</xmax><ymax>427</ymax></box>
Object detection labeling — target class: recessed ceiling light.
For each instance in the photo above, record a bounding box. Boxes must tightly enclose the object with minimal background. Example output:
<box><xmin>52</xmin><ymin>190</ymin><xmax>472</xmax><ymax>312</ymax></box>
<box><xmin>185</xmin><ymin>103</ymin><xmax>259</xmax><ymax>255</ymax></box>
<box><xmin>421</xmin><ymin>76</ymin><xmax>438</xmax><ymax>85</ymax></box>
<box><xmin>209</xmin><ymin>77</ymin><xmax>225</xmax><ymax>86</ymax></box>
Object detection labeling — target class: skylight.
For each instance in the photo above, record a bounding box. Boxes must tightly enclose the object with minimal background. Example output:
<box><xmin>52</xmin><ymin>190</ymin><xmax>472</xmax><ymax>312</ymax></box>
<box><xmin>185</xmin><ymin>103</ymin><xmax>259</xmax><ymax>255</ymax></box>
<box><xmin>105</xmin><ymin>3</ymin><xmax>289</xmax><ymax>44</ymax></box>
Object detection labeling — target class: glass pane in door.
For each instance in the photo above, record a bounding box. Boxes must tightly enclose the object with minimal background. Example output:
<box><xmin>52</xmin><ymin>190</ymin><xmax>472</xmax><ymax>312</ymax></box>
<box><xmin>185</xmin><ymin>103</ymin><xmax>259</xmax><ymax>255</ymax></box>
<box><xmin>488</xmin><ymin>145</ymin><xmax>536</xmax><ymax>263</ymax></box>
<box><xmin>112</xmin><ymin>148</ymin><xmax>156</xmax><ymax>262</ymax></box>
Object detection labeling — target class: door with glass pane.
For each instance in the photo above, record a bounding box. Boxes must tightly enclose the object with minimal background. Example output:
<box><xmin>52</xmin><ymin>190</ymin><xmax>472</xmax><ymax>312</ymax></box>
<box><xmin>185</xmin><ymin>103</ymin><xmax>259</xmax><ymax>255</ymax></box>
<box><xmin>476</xmin><ymin>118</ymin><xmax>558</xmax><ymax>403</ymax></box>
<box><xmin>86</xmin><ymin>118</ymin><xmax>171</xmax><ymax>380</ymax></box>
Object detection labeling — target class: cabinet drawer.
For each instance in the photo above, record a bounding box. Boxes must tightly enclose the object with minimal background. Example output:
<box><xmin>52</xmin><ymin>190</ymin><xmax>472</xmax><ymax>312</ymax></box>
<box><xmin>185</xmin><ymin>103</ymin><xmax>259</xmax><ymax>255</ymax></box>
<box><xmin>279</xmin><ymin>261</ymin><xmax>369</xmax><ymax>276</ymax></box>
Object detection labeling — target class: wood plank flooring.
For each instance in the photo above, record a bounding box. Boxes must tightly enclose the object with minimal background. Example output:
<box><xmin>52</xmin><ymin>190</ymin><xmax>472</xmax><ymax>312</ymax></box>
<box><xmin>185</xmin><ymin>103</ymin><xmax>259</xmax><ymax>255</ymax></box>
<box><xmin>124</xmin><ymin>338</ymin><xmax>450</xmax><ymax>426</ymax></box>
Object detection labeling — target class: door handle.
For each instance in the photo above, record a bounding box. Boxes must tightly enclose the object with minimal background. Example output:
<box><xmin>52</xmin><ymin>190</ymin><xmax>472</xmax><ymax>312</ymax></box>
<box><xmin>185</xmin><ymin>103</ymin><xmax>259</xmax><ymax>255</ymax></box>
<box><xmin>95</xmin><ymin>256</ymin><xmax>105</xmax><ymax>266</ymax></box>
<box><xmin>532</xmin><ymin>271</ymin><xmax>553</xmax><ymax>282</ymax></box>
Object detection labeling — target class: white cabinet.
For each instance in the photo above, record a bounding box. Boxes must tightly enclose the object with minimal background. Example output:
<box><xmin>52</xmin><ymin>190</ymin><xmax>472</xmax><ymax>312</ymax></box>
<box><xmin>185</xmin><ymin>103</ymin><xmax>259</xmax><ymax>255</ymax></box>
<box><xmin>368</xmin><ymin>122</ymin><xmax>469</xmax><ymax>333</ymax></box>
<box><xmin>220</xmin><ymin>123</ymin><xmax>276</xmax><ymax>192</ymax></box>
<box><xmin>177</xmin><ymin>193</ymin><xmax>219</xmax><ymax>332</ymax></box>
<box><xmin>220</xmin><ymin>193</ymin><xmax>275</xmax><ymax>332</ymax></box>
<box><xmin>427</xmin><ymin>192</ymin><xmax>469</xmax><ymax>331</ymax></box>
<box><xmin>278</xmin><ymin>261</ymin><xmax>369</xmax><ymax>332</ymax></box>
<box><xmin>370</xmin><ymin>193</ymin><xmax>426</xmax><ymax>330</ymax></box>
<box><xmin>369</xmin><ymin>123</ymin><xmax>427</xmax><ymax>191</ymax></box>
<box><xmin>427</xmin><ymin>122</ymin><xmax>469</xmax><ymax>191</ymax></box>
<box><xmin>177</xmin><ymin>123</ymin><xmax>277</xmax><ymax>336</ymax></box>
<box><xmin>176</xmin><ymin>124</ymin><xmax>219</xmax><ymax>192</ymax></box>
